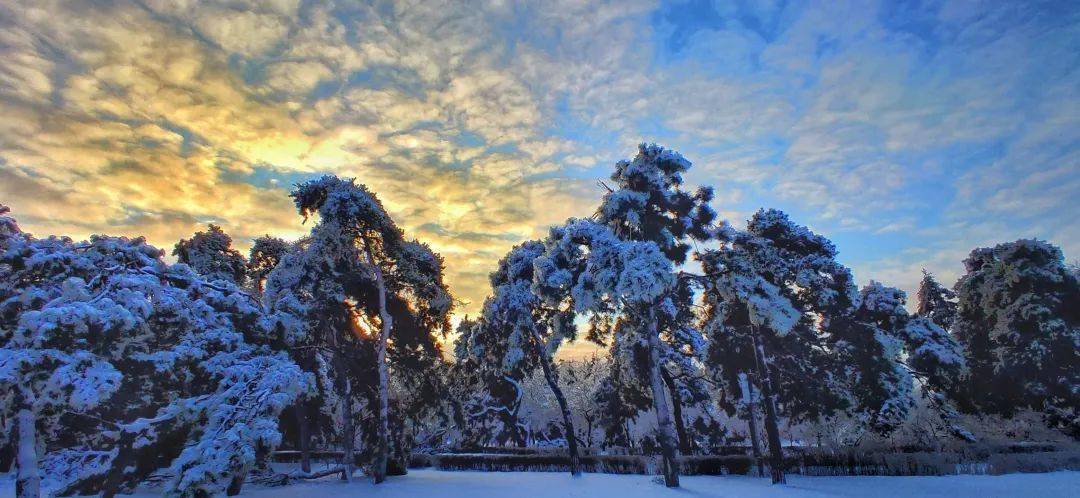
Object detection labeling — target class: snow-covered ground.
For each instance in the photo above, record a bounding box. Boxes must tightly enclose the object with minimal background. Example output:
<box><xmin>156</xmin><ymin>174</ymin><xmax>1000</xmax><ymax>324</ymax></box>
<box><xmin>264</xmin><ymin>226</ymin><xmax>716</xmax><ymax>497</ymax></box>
<box><xmin>8</xmin><ymin>469</ymin><xmax>1074</xmax><ymax>498</ymax></box>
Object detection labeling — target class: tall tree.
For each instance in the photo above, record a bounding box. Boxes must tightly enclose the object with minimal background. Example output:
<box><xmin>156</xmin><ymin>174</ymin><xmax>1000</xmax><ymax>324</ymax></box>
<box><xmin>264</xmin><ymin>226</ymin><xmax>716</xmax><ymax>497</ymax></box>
<box><xmin>699</xmin><ymin>209</ymin><xmax>857</xmax><ymax>483</ymax></box>
<box><xmin>459</xmin><ymin>240</ymin><xmax>583</xmax><ymax>475</ymax></box>
<box><xmin>588</xmin><ymin>143</ymin><xmax>715</xmax><ymax>487</ymax></box>
<box><xmin>531</xmin><ymin>218</ymin><xmax>686</xmax><ymax>486</ymax></box>
<box><xmin>267</xmin><ymin>176</ymin><xmax>452</xmax><ymax>482</ymax></box>
<box><xmin>952</xmin><ymin>239</ymin><xmax>1079</xmax><ymax>437</ymax></box>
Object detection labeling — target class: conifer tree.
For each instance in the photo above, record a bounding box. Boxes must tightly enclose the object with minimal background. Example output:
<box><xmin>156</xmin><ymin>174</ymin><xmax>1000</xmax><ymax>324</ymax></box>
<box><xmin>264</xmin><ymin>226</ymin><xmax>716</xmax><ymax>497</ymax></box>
<box><xmin>952</xmin><ymin>240</ymin><xmax>1079</xmax><ymax>437</ymax></box>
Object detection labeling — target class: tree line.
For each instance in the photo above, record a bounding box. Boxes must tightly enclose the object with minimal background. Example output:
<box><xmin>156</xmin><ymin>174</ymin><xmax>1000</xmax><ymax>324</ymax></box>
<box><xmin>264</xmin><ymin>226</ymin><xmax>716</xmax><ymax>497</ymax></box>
<box><xmin>0</xmin><ymin>144</ymin><xmax>1076</xmax><ymax>496</ymax></box>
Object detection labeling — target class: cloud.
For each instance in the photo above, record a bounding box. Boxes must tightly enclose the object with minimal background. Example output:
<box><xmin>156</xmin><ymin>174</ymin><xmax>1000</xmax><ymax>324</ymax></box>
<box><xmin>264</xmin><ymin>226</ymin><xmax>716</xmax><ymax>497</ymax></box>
<box><xmin>0</xmin><ymin>0</ymin><xmax>1075</xmax><ymax>340</ymax></box>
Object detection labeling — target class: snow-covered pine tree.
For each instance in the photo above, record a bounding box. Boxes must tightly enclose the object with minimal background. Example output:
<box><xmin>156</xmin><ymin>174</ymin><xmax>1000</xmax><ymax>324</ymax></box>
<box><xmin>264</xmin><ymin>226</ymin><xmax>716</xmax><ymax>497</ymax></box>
<box><xmin>459</xmin><ymin>240</ymin><xmax>584</xmax><ymax>475</ymax></box>
<box><xmin>531</xmin><ymin>218</ymin><xmax>686</xmax><ymax>486</ymax></box>
<box><xmin>173</xmin><ymin>224</ymin><xmax>248</xmax><ymax>285</ymax></box>
<box><xmin>583</xmin><ymin>144</ymin><xmax>714</xmax><ymax>487</ymax></box>
<box><xmin>451</xmin><ymin>318</ymin><xmax>528</xmax><ymax>448</ymax></box>
<box><xmin>952</xmin><ymin>239</ymin><xmax>1080</xmax><ymax>437</ymax></box>
<box><xmin>914</xmin><ymin>270</ymin><xmax>957</xmax><ymax>330</ymax></box>
<box><xmin>0</xmin><ymin>205</ymin><xmax>308</xmax><ymax>498</ymax></box>
<box><xmin>248</xmin><ymin>235</ymin><xmax>289</xmax><ymax>297</ymax></box>
<box><xmin>830</xmin><ymin>282</ymin><xmax>915</xmax><ymax>435</ymax></box>
<box><xmin>699</xmin><ymin>209</ymin><xmax>856</xmax><ymax>484</ymax></box>
<box><xmin>265</xmin><ymin>176</ymin><xmax>452</xmax><ymax>482</ymax></box>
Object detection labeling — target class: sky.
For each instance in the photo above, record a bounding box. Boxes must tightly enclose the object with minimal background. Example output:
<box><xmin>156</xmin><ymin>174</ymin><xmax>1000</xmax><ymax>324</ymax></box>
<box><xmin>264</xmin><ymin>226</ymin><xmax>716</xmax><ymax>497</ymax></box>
<box><xmin>1</xmin><ymin>0</ymin><xmax>1077</xmax><ymax>355</ymax></box>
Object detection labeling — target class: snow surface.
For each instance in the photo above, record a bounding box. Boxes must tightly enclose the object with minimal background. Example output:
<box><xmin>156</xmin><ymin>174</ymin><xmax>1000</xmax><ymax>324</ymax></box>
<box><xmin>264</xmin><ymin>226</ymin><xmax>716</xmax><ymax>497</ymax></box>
<box><xmin>6</xmin><ymin>469</ymin><xmax>1075</xmax><ymax>498</ymax></box>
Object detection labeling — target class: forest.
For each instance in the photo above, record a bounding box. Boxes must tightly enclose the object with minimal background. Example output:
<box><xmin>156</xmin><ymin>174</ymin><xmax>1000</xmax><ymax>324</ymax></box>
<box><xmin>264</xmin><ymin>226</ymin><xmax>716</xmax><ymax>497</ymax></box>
<box><xmin>1</xmin><ymin>144</ymin><xmax>1077</xmax><ymax>497</ymax></box>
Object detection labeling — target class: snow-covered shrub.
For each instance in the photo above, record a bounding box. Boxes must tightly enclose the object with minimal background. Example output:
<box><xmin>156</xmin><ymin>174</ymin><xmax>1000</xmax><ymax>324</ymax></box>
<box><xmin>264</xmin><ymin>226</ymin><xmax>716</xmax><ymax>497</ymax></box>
<box><xmin>0</xmin><ymin>205</ymin><xmax>309</xmax><ymax>498</ymax></box>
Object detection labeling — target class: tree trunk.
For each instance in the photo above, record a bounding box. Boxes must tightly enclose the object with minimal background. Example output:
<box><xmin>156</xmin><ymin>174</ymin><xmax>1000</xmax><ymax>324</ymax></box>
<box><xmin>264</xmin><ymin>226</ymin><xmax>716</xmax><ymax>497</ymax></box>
<box><xmin>366</xmin><ymin>244</ymin><xmax>393</xmax><ymax>484</ymax></box>
<box><xmin>295</xmin><ymin>403</ymin><xmax>312</xmax><ymax>473</ymax></box>
<box><xmin>745</xmin><ymin>371</ymin><xmax>765</xmax><ymax>478</ymax></box>
<box><xmin>341</xmin><ymin>378</ymin><xmax>355</xmax><ymax>482</ymax></box>
<box><xmin>645</xmin><ymin>314</ymin><xmax>680</xmax><ymax>487</ymax></box>
<box><xmin>661</xmin><ymin>368</ymin><xmax>692</xmax><ymax>455</ymax></box>
<box><xmin>751</xmin><ymin>328</ymin><xmax>786</xmax><ymax>484</ymax></box>
<box><xmin>226</xmin><ymin>469</ymin><xmax>247</xmax><ymax>496</ymax></box>
<box><xmin>16</xmin><ymin>408</ymin><xmax>39</xmax><ymax>498</ymax></box>
<box><xmin>530</xmin><ymin>329</ymin><xmax>581</xmax><ymax>477</ymax></box>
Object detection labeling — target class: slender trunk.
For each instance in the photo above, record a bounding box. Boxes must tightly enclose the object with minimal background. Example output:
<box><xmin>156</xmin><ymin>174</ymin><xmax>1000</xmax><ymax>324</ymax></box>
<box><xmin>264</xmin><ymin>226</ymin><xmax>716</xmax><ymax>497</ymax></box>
<box><xmin>16</xmin><ymin>408</ymin><xmax>39</xmax><ymax>498</ymax></box>
<box><xmin>295</xmin><ymin>404</ymin><xmax>312</xmax><ymax>473</ymax></box>
<box><xmin>644</xmin><ymin>314</ymin><xmax>680</xmax><ymax>487</ymax></box>
<box><xmin>745</xmin><ymin>371</ymin><xmax>765</xmax><ymax>478</ymax></box>
<box><xmin>661</xmin><ymin>368</ymin><xmax>692</xmax><ymax>455</ymax></box>
<box><xmin>341</xmin><ymin>378</ymin><xmax>355</xmax><ymax>482</ymax></box>
<box><xmin>751</xmin><ymin>327</ymin><xmax>786</xmax><ymax>484</ymax></box>
<box><xmin>586</xmin><ymin>415</ymin><xmax>594</xmax><ymax>449</ymax></box>
<box><xmin>530</xmin><ymin>329</ymin><xmax>581</xmax><ymax>476</ymax></box>
<box><xmin>366</xmin><ymin>244</ymin><xmax>392</xmax><ymax>484</ymax></box>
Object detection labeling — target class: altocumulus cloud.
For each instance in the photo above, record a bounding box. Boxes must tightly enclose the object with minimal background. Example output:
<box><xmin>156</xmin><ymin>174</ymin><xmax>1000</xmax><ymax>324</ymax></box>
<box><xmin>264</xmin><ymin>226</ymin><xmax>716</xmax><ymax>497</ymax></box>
<box><xmin>0</xmin><ymin>0</ymin><xmax>1076</xmax><ymax>328</ymax></box>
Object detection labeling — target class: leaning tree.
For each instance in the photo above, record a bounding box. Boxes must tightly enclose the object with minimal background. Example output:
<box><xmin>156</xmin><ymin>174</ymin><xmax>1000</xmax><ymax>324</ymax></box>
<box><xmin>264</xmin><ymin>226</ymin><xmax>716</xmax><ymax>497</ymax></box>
<box><xmin>458</xmin><ymin>240</ymin><xmax>584</xmax><ymax>475</ymax></box>
<box><xmin>265</xmin><ymin>176</ymin><xmax>453</xmax><ymax>481</ymax></box>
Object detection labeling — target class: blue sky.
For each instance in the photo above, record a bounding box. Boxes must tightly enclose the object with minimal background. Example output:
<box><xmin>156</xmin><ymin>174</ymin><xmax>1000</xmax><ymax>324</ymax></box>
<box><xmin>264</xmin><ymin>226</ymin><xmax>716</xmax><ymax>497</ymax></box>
<box><xmin>0</xmin><ymin>0</ymin><xmax>1077</xmax><ymax>320</ymax></box>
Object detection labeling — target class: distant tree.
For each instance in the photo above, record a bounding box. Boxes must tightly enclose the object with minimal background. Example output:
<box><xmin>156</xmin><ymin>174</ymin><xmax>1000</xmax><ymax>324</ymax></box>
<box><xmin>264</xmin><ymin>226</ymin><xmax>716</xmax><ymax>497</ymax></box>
<box><xmin>173</xmin><ymin>224</ymin><xmax>247</xmax><ymax>284</ymax></box>
<box><xmin>830</xmin><ymin>282</ymin><xmax>915</xmax><ymax>435</ymax></box>
<box><xmin>452</xmin><ymin>317</ymin><xmax>529</xmax><ymax>448</ymax></box>
<box><xmin>247</xmin><ymin>235</ymin><xmax>289</xmax><ymax>296</ymax></box>
<box><xmin>914</xmin><ymin>270</ymin><xmax>957</xmax><ymax>330</ymax></box>
<box><xmin>952</xmin><ymin>239</ymin><xmax>1079</xmax><ymax>437</ymax></box>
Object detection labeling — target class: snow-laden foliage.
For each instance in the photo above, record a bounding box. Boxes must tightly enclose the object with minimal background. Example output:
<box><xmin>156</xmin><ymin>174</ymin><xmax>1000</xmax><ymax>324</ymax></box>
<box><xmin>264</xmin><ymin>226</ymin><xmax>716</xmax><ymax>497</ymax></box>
<box><xmin>596</xmin><ymin>143</ymin><xmax>715</xmax><ymax>264</ymax></box>
<box><xmin>0</xmin><ymin>207</ymin><xmax>309</xmax><ymax>497</ymax></box>
<box><xmin>264</xmin><ymin>175</ymin><xmax>453</xmax><ymax>480</ymax></box>
<box><xmin>952</xmin><ymin>239</ymin><xmax>1080</xmax><ymax>436</ymax></box>
<box><xmin>700</xmin><ymin>210</ymin><xmax>852</xmax><ymax>425</ymax></box>
<box><xmin>914</xmin><ymin>270</ymin><xmax>957</xmax><ymax>330</ymax></box>
<box><xmin>831</xmin><ymin>282</ymin><xmax>916</xmax><ymax>434</ymax></box>
<box><xmin>248</xmin><ymin>235</ymin><xmax>289</xmax><ymax>295</ymax></box>
<box><xmin>173</xmin><ymin>224</ymin><xmax>248</xmax><ymax>285</ymax></box>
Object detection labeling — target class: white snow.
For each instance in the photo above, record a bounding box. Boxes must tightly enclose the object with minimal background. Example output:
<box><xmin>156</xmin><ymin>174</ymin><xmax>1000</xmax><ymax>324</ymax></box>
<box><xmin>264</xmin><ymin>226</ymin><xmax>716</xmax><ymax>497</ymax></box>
<box><xmin>8</xmin><ymin>469</ymin><xmax>1075</xmax><ymax>498</ymax></box>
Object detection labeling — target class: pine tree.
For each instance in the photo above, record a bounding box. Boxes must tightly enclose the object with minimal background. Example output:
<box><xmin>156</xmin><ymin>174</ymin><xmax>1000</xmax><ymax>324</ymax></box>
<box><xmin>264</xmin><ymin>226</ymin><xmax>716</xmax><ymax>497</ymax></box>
<box><xmin>699</xmin><ymin>209</ymin><xmax>854</xmax><ymax>484</ymax></box>
<box><xmin>458</xmin><ymin>241</ymin><xmax>583</xmax><ymax>475</ymax></box>
<box><xmin>952</xmin><ymin>239</ymin><xmax>1079</xmax><ymax>437</ymax></box>
<box><xmin>589</xmin><ymin>144</ymin><xmax>715</xmax><ymax>487</ymax></box>
<box><xmin>266</xmin><ymin>176</ymin><xmax>452</xmax><ymax>482</ymax></box>
<box><xmin>248</xmin><ymin>235</ymin><xmax>289</xmax><ymax>296</ymax></box>
<box><xmin>173</xmin><ymin>224</ymin><xmax>248</xmax><ymax>285</ymax></box>
<box><xmin>914</xmin><ymin>270</ymin><xmax>957</xmax><ymax>330</ymax></box>
<box><xmin>0</xmin><ymin>206</ymin><xmax>308</xmax><ymax>498</ymax></box>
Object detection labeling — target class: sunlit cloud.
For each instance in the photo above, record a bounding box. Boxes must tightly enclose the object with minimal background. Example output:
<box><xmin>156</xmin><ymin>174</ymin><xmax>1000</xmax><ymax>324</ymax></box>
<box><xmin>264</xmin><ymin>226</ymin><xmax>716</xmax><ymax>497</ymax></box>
<box><xmin>0</xmin><ymin>0</ymin><xmax>1076</xmax><ymax>337</ymax></box>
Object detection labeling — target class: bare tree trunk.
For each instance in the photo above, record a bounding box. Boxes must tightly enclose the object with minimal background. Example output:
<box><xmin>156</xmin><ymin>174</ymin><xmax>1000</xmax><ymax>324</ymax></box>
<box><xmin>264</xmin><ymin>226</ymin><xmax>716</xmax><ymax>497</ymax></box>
<box><xmin>341</xmin><ymin>378</ymin><xmax>355</xmax><ymax>482</ymax></box>
<box><xmin>751</xmin><ymin>327</ymin><xmax>786</xmax><ymax>484</ymax></box>
<box><xmin>295</xmin><ymin>403</ymin><xmax>312</xmax><ymax>473</ymax></box>
<box><xmin>645</xmin><ymin>314</ymin><xmax>680</xmax><ymax>488</ymax></box>
<box><xmin>661</xmin><ymin>368</ymin><xmax>692</xmax><ymax>455</ymax></box>
<box><xmin>745</xmin><ymin>371</ymin><xmax>765</xmax><ymax>478</ymax></box>
<box><xmin>366</xmin><ymin>244</ymin><xmax>392</xmax><ymax>484</ymax></box>
<box><xmin>15</xmin><ymin>407</ymin><xmax>39</xmax><ymax>498</ymax></box>
<box><xmin>530</xmin><ymin>329</ymin><xmax>581</xmax><ymax>476</ymax></box>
